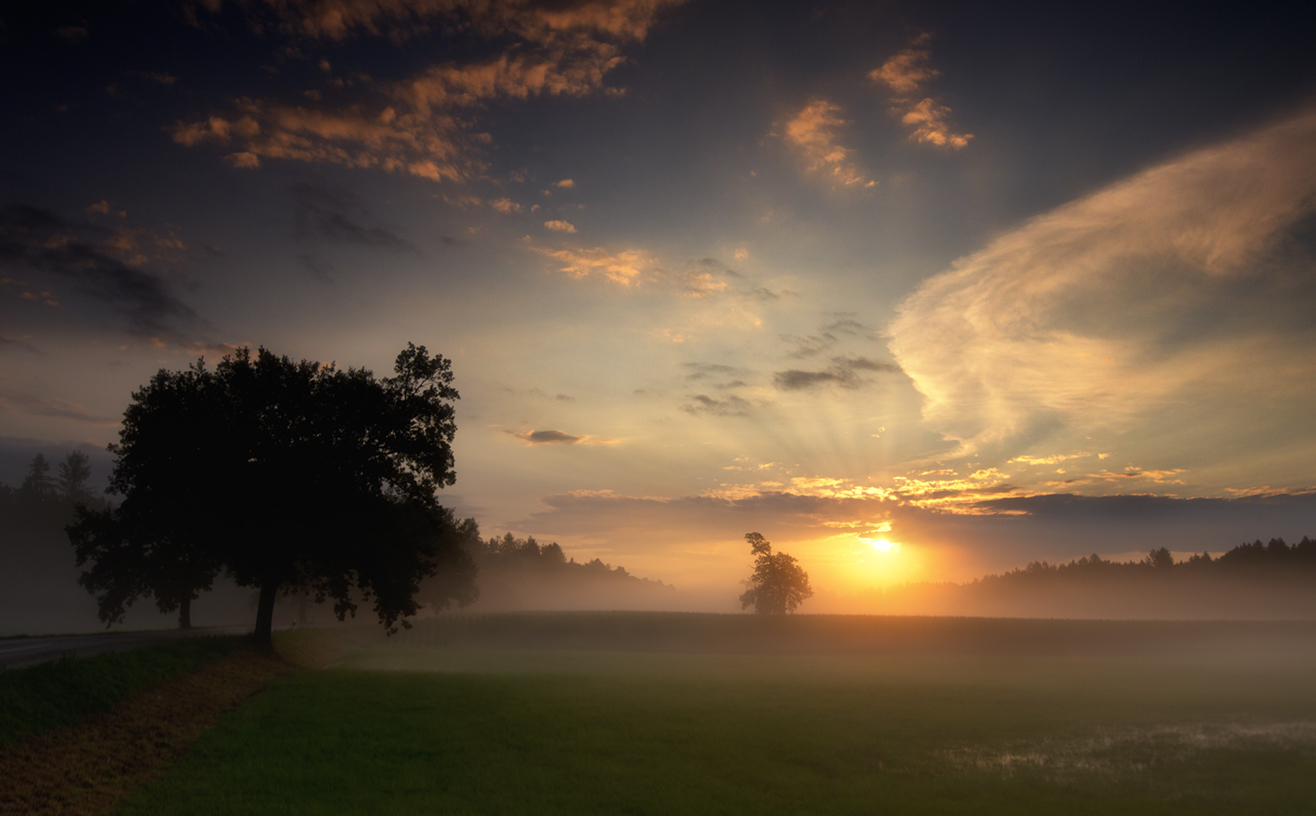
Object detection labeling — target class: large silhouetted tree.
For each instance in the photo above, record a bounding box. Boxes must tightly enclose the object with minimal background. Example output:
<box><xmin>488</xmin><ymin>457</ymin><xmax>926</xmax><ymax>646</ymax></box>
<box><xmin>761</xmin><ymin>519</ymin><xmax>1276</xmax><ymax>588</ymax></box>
<box><xmin>69</xmin><ymin>362</ymin><xmax>224</xmax><ymax>629</ymax></box>
<box><xmin>739</xmin><ymin>532</ymin><xmax>813</xmax><ymax>615</ymax></box>
<box><xmin>68</xmin><ymin>343</ymin><xmax>476</xmax><ymax>643</ymax></box>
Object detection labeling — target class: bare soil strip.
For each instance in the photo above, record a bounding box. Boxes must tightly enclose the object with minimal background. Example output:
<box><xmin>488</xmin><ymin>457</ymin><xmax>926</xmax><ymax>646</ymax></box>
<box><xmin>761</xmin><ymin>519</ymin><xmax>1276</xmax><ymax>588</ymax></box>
<box><xmin>0</xmin><ymin>648</ymin><xmax>295</xmax><ymax>816</ymax></box>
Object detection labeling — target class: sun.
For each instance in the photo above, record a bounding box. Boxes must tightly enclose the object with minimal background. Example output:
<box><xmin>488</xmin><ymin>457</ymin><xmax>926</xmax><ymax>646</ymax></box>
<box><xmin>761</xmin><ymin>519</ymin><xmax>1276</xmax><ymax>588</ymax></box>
<box><xmin>864</xmin><ymin>537</ymin><xmax>901</xmax><ymax>553</ymax></box>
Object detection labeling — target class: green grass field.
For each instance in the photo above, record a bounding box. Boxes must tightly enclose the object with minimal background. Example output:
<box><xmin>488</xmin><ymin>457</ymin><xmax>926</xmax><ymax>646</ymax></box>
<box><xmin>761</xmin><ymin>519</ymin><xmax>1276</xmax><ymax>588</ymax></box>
<box><xmin>0</xmin><ymin>635</ymin><xmax>248</xmax><ymax>747</ymax></box>
<box><xmin>118</xmin><ymin>615</ymin><xmax>1316</xmax><ymax>815</ymax></box>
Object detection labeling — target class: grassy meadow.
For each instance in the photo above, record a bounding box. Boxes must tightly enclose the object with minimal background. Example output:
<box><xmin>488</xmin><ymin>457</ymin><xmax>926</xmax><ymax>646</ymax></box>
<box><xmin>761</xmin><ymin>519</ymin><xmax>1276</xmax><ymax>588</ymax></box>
<box><xmin>118</xmin><ymin>614</ymin><xmax>1316</xmax><ymax>815</ymax></box>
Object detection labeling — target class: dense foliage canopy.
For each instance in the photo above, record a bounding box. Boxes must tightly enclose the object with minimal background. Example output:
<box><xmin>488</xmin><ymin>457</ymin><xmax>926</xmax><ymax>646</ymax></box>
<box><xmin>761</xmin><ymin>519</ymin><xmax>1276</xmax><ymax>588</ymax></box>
<box><xmin>68</xmin><ymin>343</ymin><xmax>476</xmax><ymax>641</ymax></box>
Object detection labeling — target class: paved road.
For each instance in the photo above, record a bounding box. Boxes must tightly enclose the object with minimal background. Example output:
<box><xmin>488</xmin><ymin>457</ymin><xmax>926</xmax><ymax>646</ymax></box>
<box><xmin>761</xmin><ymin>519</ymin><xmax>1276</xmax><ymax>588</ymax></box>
<box><xmin>0</xmin><ymin>626</ymin><xmax>250</xmax><ymax>670</ymax></box>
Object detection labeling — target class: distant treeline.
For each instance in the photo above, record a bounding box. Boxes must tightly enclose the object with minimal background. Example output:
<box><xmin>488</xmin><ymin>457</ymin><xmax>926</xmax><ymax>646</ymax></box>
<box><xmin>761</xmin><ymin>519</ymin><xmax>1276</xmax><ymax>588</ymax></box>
<box><xmin>419</xmin><ymin>522</ymin><xmax>676</xmax><ymax>612</ymax></box>
<box><xmin>981</xmin><ymin>539</ymin><xmax>1316</xmax><ymax>585</ymax></box>
<box><xmin>0</xmin><ymin>452</ymin><xmax>261</xmax><ymax>635</ymax></box>
<box><xmin>869</xmin><ymin>538</ymin><xmax>1316</xmax><ymax>620</ymax></box>
<box><xmin>0</xmin><ymin>453</ymin><xmax>112</xmax><ymax>634</ymax></box>
<box><xmin>1</xmin><ymin>455</ymin><xmax>677</xmax><ymax>633</ymax></box>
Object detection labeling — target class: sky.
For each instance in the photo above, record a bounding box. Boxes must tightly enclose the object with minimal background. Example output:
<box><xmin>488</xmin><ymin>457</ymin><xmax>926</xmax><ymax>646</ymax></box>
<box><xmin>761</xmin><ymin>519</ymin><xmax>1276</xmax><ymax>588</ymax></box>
<box><xmin>3</xmin><ymin>0</ymin><xmax>1316</xmax><ymax>607</ymax></box>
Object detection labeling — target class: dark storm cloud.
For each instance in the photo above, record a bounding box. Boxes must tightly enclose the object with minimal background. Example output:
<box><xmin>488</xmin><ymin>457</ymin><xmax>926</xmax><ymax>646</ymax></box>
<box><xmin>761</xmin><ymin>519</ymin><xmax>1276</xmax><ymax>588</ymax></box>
<box><xmin>774</xmin><ymin>356</ymin><xmax>901</xmax><ymax>391</ymax></box>
<box><xmin>290</xmin><ymin>183</ymin><xmax>414</xmax><ymax>251</ymax></box>
<box><xmin>0</xmin><ymin>204</ymin><xmax>203</xmax><ymax>343</ymax></box>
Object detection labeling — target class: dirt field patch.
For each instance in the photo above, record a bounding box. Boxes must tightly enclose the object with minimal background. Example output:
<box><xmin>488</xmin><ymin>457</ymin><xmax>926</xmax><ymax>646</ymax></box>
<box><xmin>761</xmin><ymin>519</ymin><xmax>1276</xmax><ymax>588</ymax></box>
<box><xmin>0</xmin><ymin>647</ymin><xmax>294</xmax><ymax>816</ymax></box>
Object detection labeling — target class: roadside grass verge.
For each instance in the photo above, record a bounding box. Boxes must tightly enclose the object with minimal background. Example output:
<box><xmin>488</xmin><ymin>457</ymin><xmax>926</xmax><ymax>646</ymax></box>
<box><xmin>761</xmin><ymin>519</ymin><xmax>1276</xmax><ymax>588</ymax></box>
<box><xmin>0</xmin><ymin>639</ymin><xmax>295</xmax><ymax>815</ymax></box>
<box><xmin>119</xmin><ymin>630</ymin><xmax>1316</xmax><ymax>815</ymax></box>
<box><xmin>0</xmin><ymin>636</ymin><xmax>250</xmax><ymax>748</ymax></box>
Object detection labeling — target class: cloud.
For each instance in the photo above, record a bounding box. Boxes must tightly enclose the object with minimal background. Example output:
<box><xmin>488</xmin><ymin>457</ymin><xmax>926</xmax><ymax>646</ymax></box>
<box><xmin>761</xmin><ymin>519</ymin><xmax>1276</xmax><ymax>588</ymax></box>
<box><xmin>899</xmin><ymin>98</ymin><xmax>972</xmax><ymax>149</ymax></box>
<box><xmin>532</xmin><ymin>244</ymin><xmax>658</xmax><ymax>285</ymax></box>
<box><xmin>128</xmin><ymin>70</ymin><xmax>178</xmax><ymax>86</ymax></box>
<box><xmin>506</xmin><ymin>428</ymin><xmax>616</xmax><ymax>446</ymax></box>
<box><xmin>554</xmin><ymin>179</ymin><xmax>575</xmax><ymax>189</ymax></box>
<box><xmin>176</xmin><ymin>1</ymin><xmax>684</xmax><ymax>182</ymax></box>
<box><xmin>782</xmin><ymin>100</ymin><xmax>875</xmax><ymax>188</ymax></box>
<box><xmin>773</xmin><ymin>356</ymin><xmax>900</xmax><ymax>391</ymax></box>
<box><xmin>1045</xmin><ymin>468</ymin><xmax>1187</xmax><ymax>488</ymax></box>
<box><xmin>508</xmin><ymin>429</ymin><xmax>585</xmax><ymax>445</ymax></box>
<box><xmin>224</xmin><ymin>0</ymin><xmax>682</xmax><ymax>45</ymax></box>
<box><xmin>868</xmin><ymin>33</ymin><xmax>938</xmax><ymax>95</ymax></box>
<box><xmin>683</xmin><ymin>362</ymin><xmax>748</xmax><ymax>382</ymax></box>
<box><xmin>491</xmin><ymin>198</ymin><xmax>522</xmax><ymax>213</ymax></box>
<box><xmin>85</xmin><ymin>200</ymin><xmax>125</xmax><ymax>217</ymax></box>
<box><xmin>871</xmin><ymin>34</ymin><xmax>972</xmax><ymax>150</ymax></box>
<box><xmin>0</xmin><ymin>204</ymin><xmax>204</xmax><ymax>344</ymax></box>
<box><xmin>1010</xmin><ymin>452</ymin><xmax>1090</xmax><ymax>466</ymax></box>
<box><xmin>0</xmin><ymin>392</ymin><xmax>118</xmax><ymax>425</ymax></box>
<box><xmin>683</xmin><ymin>394</ymin><xmax>754</xmax><ymax>417</ymax></box>
<box><xmin>0</xmin><ymin>336</ymin><xmax>39</xmax><ymax>354</ymax></box>
<box><xmin>290</xmin><ymin>182</ymin><xmax>414</xmax><ymax>250</ymax></box>
<box><xmin>887</xmin><ymin>111</ymin><xmax>1316</xmax><ymax>459</ymax></box>
<box><xmin>544</xmin><ymin>219</ymin><xmax>577</xmax><ymax>233</ymax></box>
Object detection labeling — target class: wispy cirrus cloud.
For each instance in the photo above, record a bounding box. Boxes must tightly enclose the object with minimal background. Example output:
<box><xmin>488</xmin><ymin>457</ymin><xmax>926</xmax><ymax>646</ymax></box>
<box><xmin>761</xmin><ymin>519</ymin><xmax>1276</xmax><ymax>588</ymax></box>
<box><xmin>290</xmin><ymin>182</ymin><xmax>414</xmax><ymax>250</ymax></box>
<box><xmin>888</xmin><ymin>111</ymin><xmax>1316</xmax><ymax>462</ymax></box>
<box><xmin>870</xmin><ymin>34</ymin><xmax>972</xmax><ymax>150</ymax></box>
<box><xmin>0</xmin><ymin>391</ymin><xmax>118</xmax><ymax>426</ymax></box>
<box><xmin>0</xmin><ymin>204</ymin><xmax>206</xmax><ymax>346</ymax></box>
<box><xmin>782</xmin><ymin>99</ymin><xmax>875</xmax><ymax>189</ymax></box>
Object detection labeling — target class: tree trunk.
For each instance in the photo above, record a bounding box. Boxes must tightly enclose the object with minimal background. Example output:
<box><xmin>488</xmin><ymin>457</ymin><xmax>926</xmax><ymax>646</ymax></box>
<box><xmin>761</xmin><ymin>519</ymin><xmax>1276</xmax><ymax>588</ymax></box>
<box><xmin>253</xmin><ymin>580</ymin><xmax>280</xmax><ymax>646</ymax></box>
<box><xmin>178</xmin><ymin>594</ymin><xmax>192</xmax><ymax>630</ymax></box>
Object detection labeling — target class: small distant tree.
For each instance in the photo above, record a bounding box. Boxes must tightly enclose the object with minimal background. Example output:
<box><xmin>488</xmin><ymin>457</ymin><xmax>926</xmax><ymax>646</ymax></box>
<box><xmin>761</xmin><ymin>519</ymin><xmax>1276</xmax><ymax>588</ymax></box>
<box><xmin>1143</xmin><ymin>547</ymin><xmax>1175</xmax><ymax>570</ymax></box>
<box><xmin>739</xmin><ymin>532</ymin><xmax>813</xmax><ymax>615</ymax></box>
<box><xmin>20</xmin><ymin>453</ymin><xmax>54</xmax><ymax>498</ymax></box>
<box><xmin>57</xmin><ymin>451</ymin><xmax>94</xmax><ymax>504</ymax></box>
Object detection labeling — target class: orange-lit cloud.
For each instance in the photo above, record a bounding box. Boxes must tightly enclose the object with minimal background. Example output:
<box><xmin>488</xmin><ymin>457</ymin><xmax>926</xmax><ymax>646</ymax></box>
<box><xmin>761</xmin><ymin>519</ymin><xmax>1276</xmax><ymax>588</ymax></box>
<box><xmin>870</xmin><ymin>34</ymin><xmax>972</xmax><ymax>150</ymax></box>
<box><xmin>888</xmin><ymin>111</ymin><xmax>1316</xmax><ymax>461</ymax></box>
<box><xmin>227</xmin><ymin>0</ymin><xmax>683</xmax><ymax>45</ymax></box>
<box><xmin>782</xmin><ymin>99</ymin><xmax>875</xmax><ymax>188</ymax></box>
<box><xmin>544</xmin><ymin>219</ymin><xmax>577</xmax><ymax>232</ymax></box>
<box><xmin>1010</xmin><ymin>452</ymin><xmax>1090</xmax><ymax>466</ymax></box>
<box><xmin>532</xmin><ymin>244</ymin><xmax>657</xmax><ymax>285</ymax></box>
<box><xmin>900</xmin><ymin>98</ymin><xmax>971</xmax><ymax>149</ymax></box>
<box><xmin>868</xmin><ymin>33</ymin><xmax>938</xmax><ymax>94</ymax></box>
<box><xmin>176</xmin><ymin>1</ymin><xmax>684</xmax><ymax>181</ymax></box>
<box><xmin>1045</xmin><ymin>468</ymin><xmax>1187</xmax><ymax>488</ymax></box>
